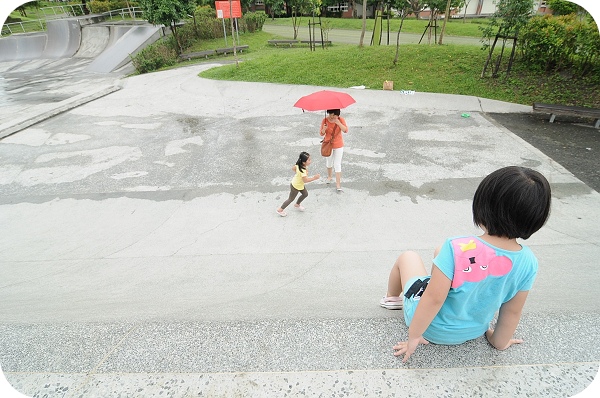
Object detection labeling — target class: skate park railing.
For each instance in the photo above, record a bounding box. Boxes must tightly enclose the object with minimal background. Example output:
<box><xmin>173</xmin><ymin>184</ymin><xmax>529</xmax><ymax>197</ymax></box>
<box><xmin>1</xmin><ymin>7</ymin><xmax>144</xmax><ymax>37</ymax></box>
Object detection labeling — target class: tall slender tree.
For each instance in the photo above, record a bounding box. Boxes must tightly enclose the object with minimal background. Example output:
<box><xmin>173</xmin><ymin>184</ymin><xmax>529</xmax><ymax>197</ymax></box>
<box><xmin>392</xmin><ymin>0</ymin><xmax>413</xmax><ymax>65</ymax></box>
<box><xmin>359</xmin><ymin>0</ymin><xmax>367</xmax><ymax>46</ymax></box>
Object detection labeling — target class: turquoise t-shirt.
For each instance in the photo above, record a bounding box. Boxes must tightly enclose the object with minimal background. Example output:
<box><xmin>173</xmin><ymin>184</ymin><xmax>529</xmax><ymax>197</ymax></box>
<box><xmin>404</xmin><ymin>236</ymin><xmax>538</xmax><ymax>345</ymax></box>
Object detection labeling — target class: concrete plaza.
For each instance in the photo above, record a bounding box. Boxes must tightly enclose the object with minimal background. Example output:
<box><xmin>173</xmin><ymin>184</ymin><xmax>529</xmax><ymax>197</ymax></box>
<box><xmin>0</xmin><ymin>59</ymin><xmax>599</xmax><ymax>396</ymax></box>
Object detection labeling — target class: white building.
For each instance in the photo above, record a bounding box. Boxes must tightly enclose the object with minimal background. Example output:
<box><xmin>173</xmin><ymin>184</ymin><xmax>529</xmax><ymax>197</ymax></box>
<box><xmin>457</xmin><ymin>0</ymin><xmax>551</xmax><ymax>18</ymax></box>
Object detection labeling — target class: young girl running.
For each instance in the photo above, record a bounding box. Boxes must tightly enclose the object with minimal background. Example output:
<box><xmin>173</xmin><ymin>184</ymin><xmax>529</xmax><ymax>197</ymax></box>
<box><xmin>380</xmin><ymin>166</ymin><xmax>552</xmax><ymax>362</ymax></box>
<box><xmin>276</xmin><ymin>152</ymin><xmax>320</xmax><ymax>217</ymax></box>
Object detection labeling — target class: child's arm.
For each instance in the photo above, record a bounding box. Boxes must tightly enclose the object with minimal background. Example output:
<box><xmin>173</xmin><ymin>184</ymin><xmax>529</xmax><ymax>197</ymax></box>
<box><xmin>485</xmin><ymin>290</ymin><xmax>529</xmax><ymax>350</ymax></box>
<box><xmin>303</xmin><ymin>173</ymin><xmax>321</xmax><ymax>183</ymax></box>
<box><xmin>393</xmin><ymin>265</ymin><xmax>451</xmax><ymax>362</ymax></box>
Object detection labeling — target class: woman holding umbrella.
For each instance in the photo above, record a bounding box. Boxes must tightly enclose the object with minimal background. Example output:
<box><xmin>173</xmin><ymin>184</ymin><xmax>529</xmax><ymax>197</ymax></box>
<box><xmin>320</xmin><ymin>109</ymin><xmax>348</xmax><ymax>191</ymax></box>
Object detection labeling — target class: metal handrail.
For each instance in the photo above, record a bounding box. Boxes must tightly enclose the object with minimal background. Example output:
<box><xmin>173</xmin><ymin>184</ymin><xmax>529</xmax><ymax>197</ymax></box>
<box><xmin>1</xmin><ymin>7</ymin><xmax>145</xmax><ymax>37</ymax></box>
<box><xmin>1</xmin><ymin>20</ymin><xmax>46</xmax><ymax>36</ymax></box>
<box><xmin>39</xmin><ymin>4</ymin><xmax>86</xmax><ymax>18</ymax></box>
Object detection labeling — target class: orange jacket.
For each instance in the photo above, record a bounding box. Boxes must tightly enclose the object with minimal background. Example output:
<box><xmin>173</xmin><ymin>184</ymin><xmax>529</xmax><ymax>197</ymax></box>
<box><xmin>320</xmin><ymin>116</ymin><xmax>348</xmax><ymax>149</ymax></box>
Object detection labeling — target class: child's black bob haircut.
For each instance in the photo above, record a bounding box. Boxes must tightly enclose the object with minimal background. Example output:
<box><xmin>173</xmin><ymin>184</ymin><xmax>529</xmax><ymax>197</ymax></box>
<box><xmin>326</xmin><ymin>109</ymin><xmax>341</xmax><ymax>116</ymax></box>
<box><xmin>473</xmin><ymin>166</ymin><xmax>551</xmax><ymax>240</ymax></box>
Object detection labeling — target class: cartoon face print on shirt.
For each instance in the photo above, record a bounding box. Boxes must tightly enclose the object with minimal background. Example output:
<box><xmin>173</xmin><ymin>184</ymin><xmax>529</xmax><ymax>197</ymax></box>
<box><xmin>450</xmin><ymin>237</ymin><xmax>513</xmax><ymax>289</ymax></box>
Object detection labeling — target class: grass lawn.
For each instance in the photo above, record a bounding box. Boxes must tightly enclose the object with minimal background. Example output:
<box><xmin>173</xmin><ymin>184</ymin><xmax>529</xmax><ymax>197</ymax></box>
<box><xmin>264</xmin><ymin>17</ymin><xmax>491</xmax><ymax>37</ymax></box>
<box><xmin>192</xmin><ymin>31</ymin><xmax>599</xmax><ymax>108</ymax></box>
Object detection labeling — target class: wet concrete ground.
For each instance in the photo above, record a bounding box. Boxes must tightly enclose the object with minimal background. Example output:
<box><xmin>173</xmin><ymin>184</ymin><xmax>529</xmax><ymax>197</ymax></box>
<box><xmin>0</xmin><ymin>61</ymin><xmax>598</xmax><ymax>397</ymax></box>
<box><xmin>489</xmin><ymin>112</ymin><xmax>599</xmax><ymax>192</ymax></box>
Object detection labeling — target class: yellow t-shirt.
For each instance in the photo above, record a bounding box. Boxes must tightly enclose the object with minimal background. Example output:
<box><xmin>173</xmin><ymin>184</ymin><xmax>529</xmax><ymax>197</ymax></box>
<box><xmin>291</xmin><ymin>165</ymin><xmax>307</xmax><ymax>190</ymax></box>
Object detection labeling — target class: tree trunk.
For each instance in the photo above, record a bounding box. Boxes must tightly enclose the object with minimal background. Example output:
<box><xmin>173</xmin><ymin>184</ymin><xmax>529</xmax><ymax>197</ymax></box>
<box><xmin>292</xmin><ymin>10</ymin><xmax>299</xmax><ymax>40</ymax></box>
<box><xmin>170</xmin><ymin>23</ymin><xmax>181</xmax><ymax>55</ymax></box>
<box><xmin>393</xmin><ymin>12</ymin><xmax>407</xmax><ymax>65</ymax></box>
<box><xmin>359</xmin><ymin>1</ymin><xmax>367</xmax><ymax>47</ymax></box>
<box><xmin>438</xmin><ymin>0</ymin><xmax>451</xmax><ymax>45</ymax></box>
<box><xmin>229</xmin><ymin>0</ymin><xmax>238</xmax><ymax>67</ymax></box>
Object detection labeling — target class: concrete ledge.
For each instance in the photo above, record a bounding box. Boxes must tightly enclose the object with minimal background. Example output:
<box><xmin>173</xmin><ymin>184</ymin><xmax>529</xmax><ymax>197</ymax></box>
<box><xmin>1</xmin><ymin>314</ymin><xmax>598</xmax><ymax>373</ymax></box>
<box><xmin>0</xmin><ymin>84</ymin><xmax>121</xmax><ymax>139</ymax></box>
<box><xmin>4</xmin><ymin>363</ymin><xmax>599</xmax><ymax>397</ymax></box>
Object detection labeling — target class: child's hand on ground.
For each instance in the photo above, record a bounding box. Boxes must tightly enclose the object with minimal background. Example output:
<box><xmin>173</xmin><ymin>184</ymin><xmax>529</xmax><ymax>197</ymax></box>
<box><xmin>485</xmin><ymin>328</ymin><xmax>524</xmax><ymax>350</ymax></box>
<box><xmin>314</xmin><ymin>174</ymin><xmax>321</xmax><ymax>180</ymax></box>
<box><xmin>393</xmin><ymin>336</ymin><xmax>429</xmax><ymax>363</ymax></box>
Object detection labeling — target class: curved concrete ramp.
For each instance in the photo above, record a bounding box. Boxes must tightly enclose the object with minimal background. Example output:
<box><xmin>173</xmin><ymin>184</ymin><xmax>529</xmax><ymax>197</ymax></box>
<box><xmin>0</xmin><ymin>32</ymin><xmax>46</xmax><ymax>62</ymax></box>
<box><xmin>86</xmin><ymin>25</ymin><xmax>162</xmax><ymax>73</ymax></box>
<box><xmin>106</xmin><ymin>25</ymin><xmax>133</xmax><ymax>48</ymax></box>
<box><xmin>0</xmin><ymin>18</ymin><xmax>161</xmax><ymax>73</ymax></box>
<box><xmin>74</xmin><ymin>25</ymin><xmax>110</xmax><ymax>58</ymax></box>
<box><xmin>41</xmin><ymin>19</ymin><xmax>81</xmax><ymax>59</ymax></box>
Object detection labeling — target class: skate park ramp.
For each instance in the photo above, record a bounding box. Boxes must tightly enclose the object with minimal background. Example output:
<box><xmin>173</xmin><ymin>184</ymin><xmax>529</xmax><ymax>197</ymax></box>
<box><xmin>0</xmin><ymin>19</ymin><xmax>82</xmax><ymax>61</ymax></box>
<box><xmin>0</xmin><ymin>17</ymin><xmax>161</xmax><ymax>73</ymax></box>
<box><xmin>0</xmin><ymin>32</ymin><xmax>46</xmax><ymax>61</ymax></box>
<box><xmin>73</xmin><ymin>25</ymin><xmax>110</xmax><ymax>58</ymax></box>
<box><xmin>0</xmin><ymin>18</ymin><xmax>163</xmax><ymax>136</ymax></box>
<box><xmin>40</xmin><ymin>19</ymin><xmax>81</xmax><ymax>59</ymax></box>
<box><xmin>86</xmin><ymin>24</ymin><xmax>162</xmax><ymax>73</ymax></box>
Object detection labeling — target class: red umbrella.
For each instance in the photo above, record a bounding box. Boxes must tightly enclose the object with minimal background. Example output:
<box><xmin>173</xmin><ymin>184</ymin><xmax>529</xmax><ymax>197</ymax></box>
<box><xmin>293</xmin><ymin>90</ymin><xmax>356</xmax><ymax>112</ymax></box>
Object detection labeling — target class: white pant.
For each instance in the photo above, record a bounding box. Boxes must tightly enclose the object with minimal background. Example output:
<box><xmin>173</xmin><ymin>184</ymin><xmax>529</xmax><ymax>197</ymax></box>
<box><xmin>326</xmin><ymin>147</ymin><xmax>343</xmax><ymax>172</ymax></box>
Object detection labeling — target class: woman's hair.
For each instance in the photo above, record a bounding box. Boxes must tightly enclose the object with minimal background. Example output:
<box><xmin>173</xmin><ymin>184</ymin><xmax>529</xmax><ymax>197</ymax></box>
<box><xmin>326</xmin><ymin>109</ymin><xmax>341</xmax><ymax>116</ymax></box>
<box><xmin>472</xmin><ymin>166</ymin><xmax>551</xmax><ymax>240</ymax></box>
<box><xmin>296</xmin><ymin>151</ymin><xmax>310</xmax><ymax>173</ymax></box>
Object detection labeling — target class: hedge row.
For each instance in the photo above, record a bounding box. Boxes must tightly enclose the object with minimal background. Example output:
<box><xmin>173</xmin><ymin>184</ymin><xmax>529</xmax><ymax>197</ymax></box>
<box><xmin>131</xmin><ymin>9</ymin><xmax>267</xmax><ymax>74</ymax></box>
<box><xmin>519</xmin><ymin>14</ymin><xmax>600</xmax><ymax>76</ymax></box>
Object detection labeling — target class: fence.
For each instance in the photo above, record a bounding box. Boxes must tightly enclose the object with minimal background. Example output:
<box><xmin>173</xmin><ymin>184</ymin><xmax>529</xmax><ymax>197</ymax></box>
<box><xmin>1</xmin><ymin>7</ymin><xmax>145</xmax><ymax>37</ymax></box>
<box><xmin>39</xmin><ymin>4</ymin><xmax>87</xmax><ymax>18</ymax></box>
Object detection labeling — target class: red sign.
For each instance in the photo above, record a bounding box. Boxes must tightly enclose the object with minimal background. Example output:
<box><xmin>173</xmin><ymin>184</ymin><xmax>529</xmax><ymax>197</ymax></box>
<box><xmin>215</xmin><ymin>1</ymin><xmax>242</xmax><ymax>19</ymax></box>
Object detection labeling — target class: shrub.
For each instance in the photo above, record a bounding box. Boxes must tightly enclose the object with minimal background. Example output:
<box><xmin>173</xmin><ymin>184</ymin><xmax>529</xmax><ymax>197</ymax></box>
<box><xmin>167</xmin><ymin>23</ymin><xmax>197</xmax><ymax>52</ymax></box>
<box><xmin>519</xmin><ymin>14</ymin><xmax>600</xmax><ymax>75</ymax></box>
<box><xmin>131</xmin><ymin>40</ymin><xmax>177</xmax><ymax>74</ymax></box>
<box><xmin>89</xmin><ymin>0</ymin><xmax>139</xmax><ymax>13</ymax></box>
<box><xmin>67</xmin><ymin>2</ymin><xmax>86</xmax><ymax>16</ymax></box>
<box><xmin>188</xmin><ymin>8</ymin><xmax>266</xmax><ymax>39</ymax></box>
<box><xmin>89</xmin><ymin>1</ymin><xmax>111</xmax><ymax>13</ymax></box>
<box><xmin>192</xmin><ymin>5</ymin><xmax>226</xmax><ymax>39</ymax></box>
<box><xmin>241</xmin><ymin>11</ymin><xmax>267</xmax><ymax>33</ymax></box>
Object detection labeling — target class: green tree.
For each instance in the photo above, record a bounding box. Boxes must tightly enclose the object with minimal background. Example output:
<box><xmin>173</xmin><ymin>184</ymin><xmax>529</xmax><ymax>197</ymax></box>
<box><xmin>480</xmin><ymin>0</ymin><xmax>534</xmax><ymax>44</ymax></box>
<box><xmin>263</xmin><ymin>0</ymin><xmax>286</xmax><ymax>20</ymax></box>
<box><xmin>408</xmin><ymin>0</ymin><xmax>425</xmax><ymax>20</ymax></box>
<box><xmin>392</xmin><ymin>0</ymin><xmax>413</xmax><ymax>64</ymax></box>
<box><xmin>423</xmin><ymin>0</ymin><xmax>461</xmax><ymax>44</ymax></box>
<box><xmin>16</xmin><ymin>1</ymin><xmax>41</xmax><ymax>17</ymax></box>
<box><xmin>287</xmin><ymin>0</ymin><xmax>320</xmax><ymax>39</ymax></box>
<box><xmin>547</xmin><ymin>0</ymin><xmax>579</xmax><ymax>16</ymax></box>
<box><xmin>480</xmin><ymin>0</ymin><xmax>534</xmax><ymax>78</ymax></box>
<box><xmin>139</xmin><ymin>0</ymin><xmax>196</xmax><ymax>54</ymax></box>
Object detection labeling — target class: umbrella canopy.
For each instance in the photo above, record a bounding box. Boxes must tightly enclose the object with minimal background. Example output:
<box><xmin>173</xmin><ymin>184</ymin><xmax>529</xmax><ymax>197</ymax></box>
<box><xmin>293</xmin><ymin>90</ymin><xmax>356</xmax><ymax>112</ymax></box>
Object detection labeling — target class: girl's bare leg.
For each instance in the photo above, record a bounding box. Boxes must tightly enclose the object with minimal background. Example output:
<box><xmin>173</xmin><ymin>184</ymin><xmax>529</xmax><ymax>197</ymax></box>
<box><xmin>327</xmin><ymin>167</ymin><xmax>333</xmax><ymax>181</ymax></box>
<box><xmin>386</xmin><ymin>251</ymin><xmax>428</xmax><ymax>297</ymax></box>
<box><xmin>335</xmin><ymin>172</ymin><xmax>342</xmax><ymax>189</ymax></box>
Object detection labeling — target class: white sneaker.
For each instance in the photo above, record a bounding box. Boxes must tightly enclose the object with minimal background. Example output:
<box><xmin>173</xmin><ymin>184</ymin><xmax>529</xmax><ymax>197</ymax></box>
<box><xmin>379</xmin><ymin>296</ymin><xmax>403</xmax><ymax>310</ymax></box>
